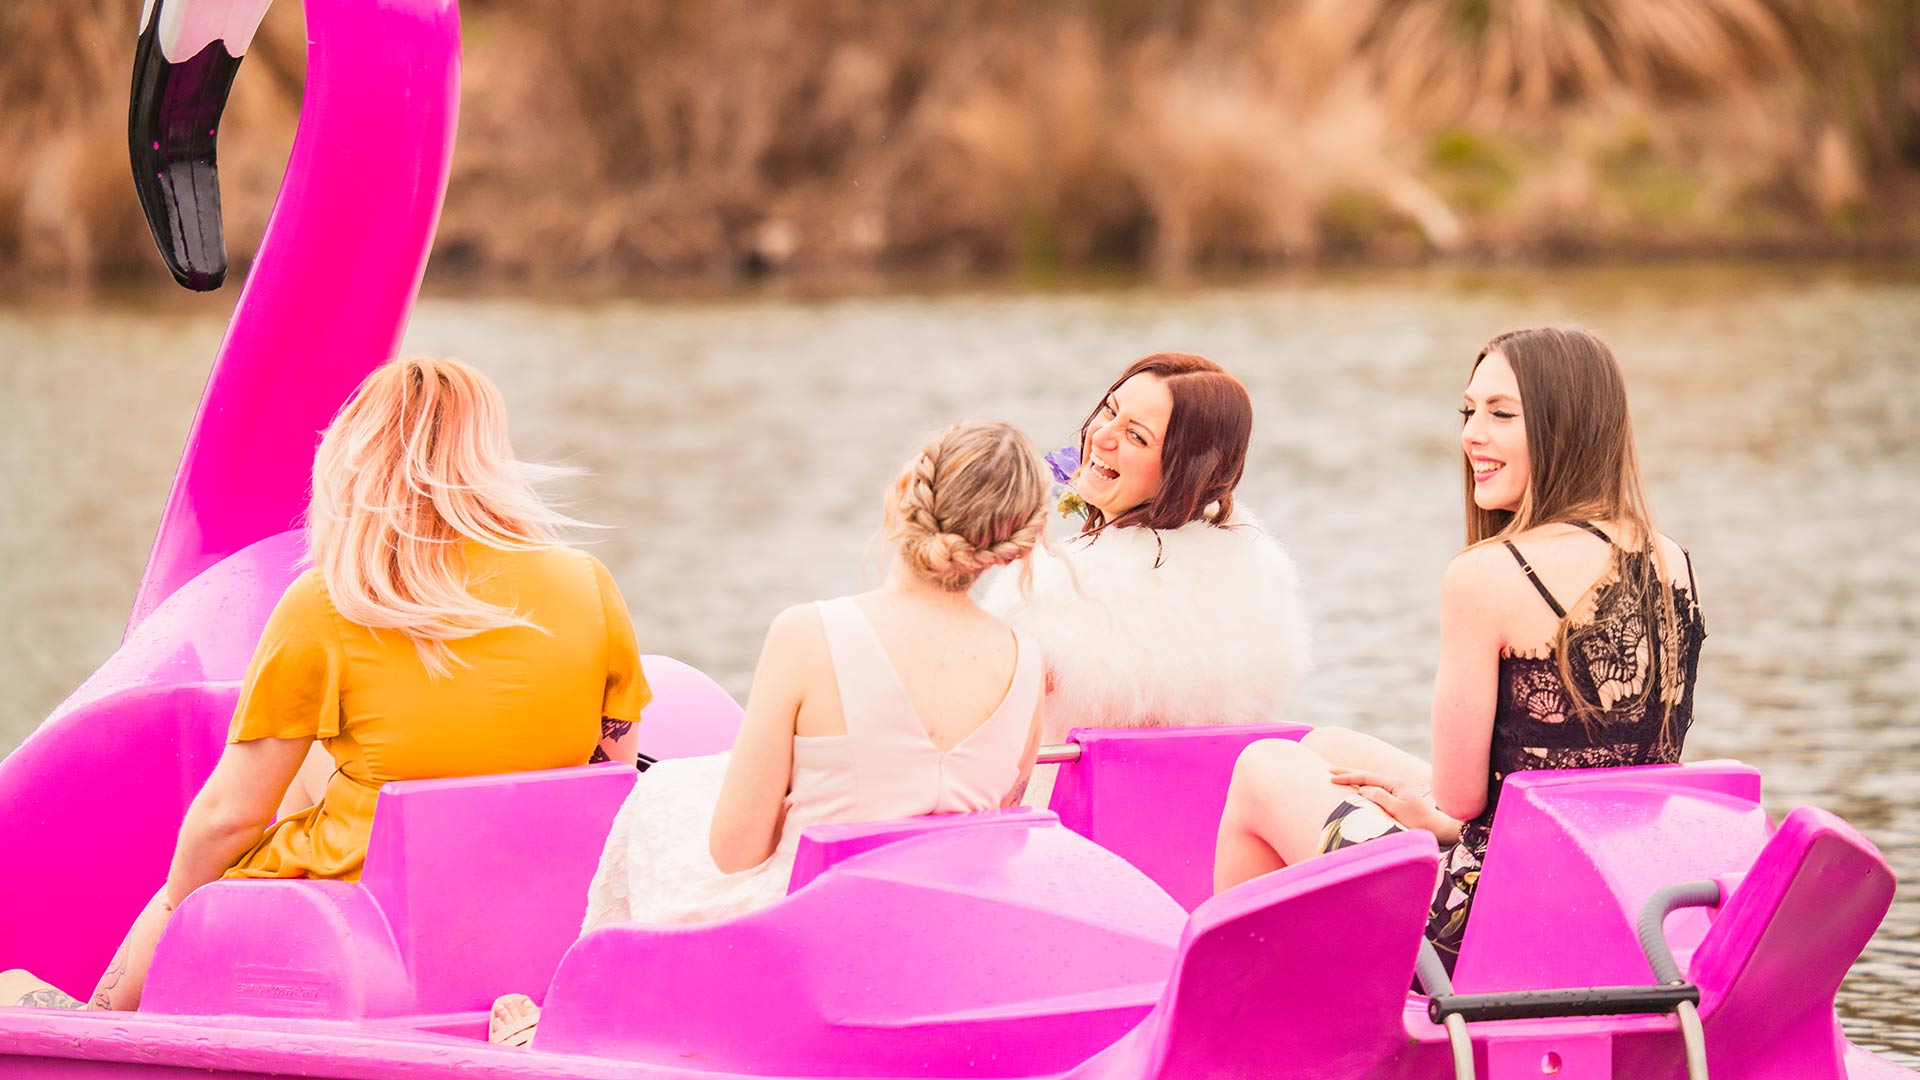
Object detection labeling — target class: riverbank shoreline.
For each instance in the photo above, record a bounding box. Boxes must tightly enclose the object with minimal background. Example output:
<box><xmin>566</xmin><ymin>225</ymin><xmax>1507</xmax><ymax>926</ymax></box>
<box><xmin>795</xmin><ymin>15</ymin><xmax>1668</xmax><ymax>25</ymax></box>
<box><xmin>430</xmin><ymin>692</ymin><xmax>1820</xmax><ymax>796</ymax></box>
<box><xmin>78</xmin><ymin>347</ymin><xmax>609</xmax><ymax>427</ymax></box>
<box><xmin>7</xmin><ymin>2</ymin><xmax>1916</xmax><ymax>294</ymax></box>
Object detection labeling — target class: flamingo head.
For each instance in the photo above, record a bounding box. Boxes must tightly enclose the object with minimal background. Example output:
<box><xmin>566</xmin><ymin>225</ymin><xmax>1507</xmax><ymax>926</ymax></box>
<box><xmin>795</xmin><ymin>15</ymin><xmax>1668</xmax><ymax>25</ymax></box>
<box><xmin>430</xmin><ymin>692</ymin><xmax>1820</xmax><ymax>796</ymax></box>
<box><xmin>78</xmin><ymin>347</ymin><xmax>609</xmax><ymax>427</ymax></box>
<box><xmin>128</xmin><ymin>0</ymin><xmax>275</xmax><ymax>292</ymax></box>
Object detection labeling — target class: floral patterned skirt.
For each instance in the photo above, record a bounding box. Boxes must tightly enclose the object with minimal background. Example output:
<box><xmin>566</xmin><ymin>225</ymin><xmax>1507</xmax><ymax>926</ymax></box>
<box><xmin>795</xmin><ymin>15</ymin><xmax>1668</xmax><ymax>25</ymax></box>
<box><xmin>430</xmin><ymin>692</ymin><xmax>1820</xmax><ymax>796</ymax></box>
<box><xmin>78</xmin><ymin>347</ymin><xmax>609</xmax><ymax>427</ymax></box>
<box><xmin>1318</xmin><ymin>795</ymin><xmax>1482</xmax><ymax>975</ymax></box>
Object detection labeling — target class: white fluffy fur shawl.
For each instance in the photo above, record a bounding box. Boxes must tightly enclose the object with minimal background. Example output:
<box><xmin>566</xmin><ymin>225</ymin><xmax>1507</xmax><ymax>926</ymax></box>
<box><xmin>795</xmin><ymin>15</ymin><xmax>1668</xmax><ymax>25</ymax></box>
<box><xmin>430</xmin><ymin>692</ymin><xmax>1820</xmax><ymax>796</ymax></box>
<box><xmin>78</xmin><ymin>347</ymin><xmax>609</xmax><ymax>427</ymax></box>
<box><xmin>982</xmin><ymin>509</ymin><xmax>1311</xmax><ymax>745</ymax></box>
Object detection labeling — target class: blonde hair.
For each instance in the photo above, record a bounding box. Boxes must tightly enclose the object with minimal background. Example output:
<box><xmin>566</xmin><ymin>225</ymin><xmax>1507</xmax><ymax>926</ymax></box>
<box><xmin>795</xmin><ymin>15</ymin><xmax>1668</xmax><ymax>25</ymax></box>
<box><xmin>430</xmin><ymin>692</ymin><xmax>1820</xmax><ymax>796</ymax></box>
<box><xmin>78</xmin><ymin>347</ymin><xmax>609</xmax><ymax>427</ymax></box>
<box><xmin>885</xmin><ymin>421</ymin><xmax>1050</xmax><ymax>592</ymax></box>
<box><xmin>307</xmin><ymin>357</ymin><xmax>582</xmax><ymax>676</ymax></box>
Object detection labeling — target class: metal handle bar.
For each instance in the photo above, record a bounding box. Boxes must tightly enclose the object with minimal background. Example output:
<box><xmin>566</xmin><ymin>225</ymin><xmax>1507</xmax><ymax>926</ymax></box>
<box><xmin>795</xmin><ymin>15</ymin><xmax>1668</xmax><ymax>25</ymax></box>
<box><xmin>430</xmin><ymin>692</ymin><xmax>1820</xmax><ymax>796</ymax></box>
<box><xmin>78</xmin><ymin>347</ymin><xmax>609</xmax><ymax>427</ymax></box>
<box><xmin>1035</xmin><ymin>743</ymin><xmax>1081</xmax><ymax>765</ymax></box>
<box><xmin>1413</xmin><ymin>943</ymin><xmax>1474</xmax><ymax>1080</ymax></box>
<box><xmin>1416</xmin><ymin>881</ymin><xmax>1722</xmax><ymax>1080</ymax></box>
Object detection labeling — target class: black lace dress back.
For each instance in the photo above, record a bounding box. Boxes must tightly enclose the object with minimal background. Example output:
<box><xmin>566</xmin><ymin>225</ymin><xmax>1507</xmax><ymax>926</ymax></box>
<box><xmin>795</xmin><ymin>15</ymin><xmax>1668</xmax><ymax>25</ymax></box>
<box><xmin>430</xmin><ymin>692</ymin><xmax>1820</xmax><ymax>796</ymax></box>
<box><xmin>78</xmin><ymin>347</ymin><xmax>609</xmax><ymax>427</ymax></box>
<box><xmin>1463</xmin><ymin>521</ymin><xmax>1709</xmax><ymax>852</ymax></box>
<box><xmin>1319</xmin><ymin>520</ymin><xmax>1708</xmax><ymax>972</ymax></box>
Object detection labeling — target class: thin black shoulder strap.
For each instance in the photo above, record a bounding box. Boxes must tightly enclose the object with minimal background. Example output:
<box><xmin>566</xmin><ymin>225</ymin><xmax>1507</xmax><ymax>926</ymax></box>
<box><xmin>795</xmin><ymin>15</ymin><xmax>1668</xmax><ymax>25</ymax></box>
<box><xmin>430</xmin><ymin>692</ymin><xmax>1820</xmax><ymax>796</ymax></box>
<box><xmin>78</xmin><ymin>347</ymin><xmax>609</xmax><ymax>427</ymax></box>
<box><xmin>1573</xmin><ymin>520</ymin><xmax>1613</xmax><ymax>544</ymax></box>
<box><xmin>1502</xmin><ymin>541</ymin><xmax>1567</xmax><ymax>619</ymax></box>
<box><xmin>1681</xmin><ymin>547</ymin><xmax>1700</xmax><ymax>601</ymax></box>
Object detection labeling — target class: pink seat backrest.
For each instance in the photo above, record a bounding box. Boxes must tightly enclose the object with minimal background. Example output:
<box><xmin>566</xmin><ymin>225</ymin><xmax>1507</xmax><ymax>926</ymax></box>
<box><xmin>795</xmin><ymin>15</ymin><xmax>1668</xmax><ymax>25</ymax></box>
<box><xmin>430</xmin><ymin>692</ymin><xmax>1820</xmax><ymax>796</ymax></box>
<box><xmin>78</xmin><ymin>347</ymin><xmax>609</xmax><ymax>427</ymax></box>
<box><xmin>1686</xmin><ymin>806</ymin><xmax>1894</xmax><ymax>1080</ymax></box>
<box><xmin>633</xmin><ymin>654</ymin><xmax>743</xmax><ymax>761</ymax></box>
<box><xmin>1454</xmin><ymin>760</ymin><xmax>1771</xmax><ymax>993</ymax></box>
<box><xmin>1070</xmin><ymin>829</ymin><xmax>1440</xmax><ymax>1080</ymax></box>
<box><xmin>788</xmin><ymin>807</ymin><xmax>1052</xmax><ymax>893</ymax></box>
<box><xmin>143</xmin><ymin>762</ymin><xmax>637</xmax><ymax>1018</ymax></box>
<box><xmin>536</xmin><ymin>816</ymin><xmax>1187</xmax><ymax>1076</ymax></box>
<box><xmin>1049</xmin><ymin>723</ymin><xmax>1311</xmax><ymax>910</ymax></box>
<box><xmin>358</xmin><ymin>762</ymin><xmax>639</xmax><ymax>1013</ymax></box>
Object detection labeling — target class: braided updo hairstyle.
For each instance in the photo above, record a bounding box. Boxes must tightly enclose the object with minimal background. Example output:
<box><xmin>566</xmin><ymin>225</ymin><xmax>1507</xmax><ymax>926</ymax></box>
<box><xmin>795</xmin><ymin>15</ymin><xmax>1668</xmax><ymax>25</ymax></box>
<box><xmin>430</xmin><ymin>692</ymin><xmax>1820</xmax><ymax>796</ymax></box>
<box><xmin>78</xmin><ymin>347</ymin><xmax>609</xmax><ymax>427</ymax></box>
<box><xmin>886</xmin><ymin>421</ymin><xmax>1050</xmax><ymax>592</ymax></box>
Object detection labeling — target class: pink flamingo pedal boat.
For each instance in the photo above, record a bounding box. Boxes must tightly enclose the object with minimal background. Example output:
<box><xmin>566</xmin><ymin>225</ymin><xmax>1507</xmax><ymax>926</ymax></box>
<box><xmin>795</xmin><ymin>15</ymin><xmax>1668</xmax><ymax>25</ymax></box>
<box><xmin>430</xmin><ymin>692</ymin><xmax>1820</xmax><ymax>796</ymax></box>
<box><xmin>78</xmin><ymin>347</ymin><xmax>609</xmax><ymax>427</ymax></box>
<box><xmin>1</xmin><ymin>1</ymin><xmax>1913</xmax><ymax>1077</ymax></box>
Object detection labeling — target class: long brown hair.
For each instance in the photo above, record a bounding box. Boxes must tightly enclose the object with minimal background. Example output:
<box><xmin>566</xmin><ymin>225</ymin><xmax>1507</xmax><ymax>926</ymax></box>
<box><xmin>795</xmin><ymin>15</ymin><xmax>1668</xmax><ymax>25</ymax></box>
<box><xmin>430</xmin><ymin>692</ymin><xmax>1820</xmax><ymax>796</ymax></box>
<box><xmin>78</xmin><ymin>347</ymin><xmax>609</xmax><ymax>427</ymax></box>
<box><xmin>1079</xmin><ymin>353</ymin><xmax>1252</xmax><ymax>536</ymax></box>
<box><xmin>1465</xmin><ymin>327</ymin><xmax>1685</xmax><ymax>740</ymax></box>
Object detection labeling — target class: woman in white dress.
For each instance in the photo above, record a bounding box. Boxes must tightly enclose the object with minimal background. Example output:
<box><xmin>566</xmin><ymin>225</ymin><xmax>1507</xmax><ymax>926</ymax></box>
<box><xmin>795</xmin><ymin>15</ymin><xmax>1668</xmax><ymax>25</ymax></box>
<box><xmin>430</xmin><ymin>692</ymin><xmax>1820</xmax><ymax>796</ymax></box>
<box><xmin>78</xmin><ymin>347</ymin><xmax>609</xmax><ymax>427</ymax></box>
<box><xmin>491</xmin><ymin>419</ymin><xmax>1051</xmax><ymax>1046</ymax></box>
<box><xmin>984</xmin><ymin>353</ymin><xmax>1310</xmax><ymax>807</ymax></box>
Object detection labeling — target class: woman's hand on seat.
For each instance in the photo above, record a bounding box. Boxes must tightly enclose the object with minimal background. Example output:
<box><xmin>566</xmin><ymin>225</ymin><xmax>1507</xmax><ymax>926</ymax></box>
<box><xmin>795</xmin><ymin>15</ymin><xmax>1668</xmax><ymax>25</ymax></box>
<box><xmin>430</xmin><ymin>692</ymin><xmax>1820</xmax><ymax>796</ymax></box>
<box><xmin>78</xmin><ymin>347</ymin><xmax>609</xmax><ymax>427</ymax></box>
<box><xmin>1330</xmin><ymin>768</ymin><xmax>1462</xmax><ymax>846</ymax></box>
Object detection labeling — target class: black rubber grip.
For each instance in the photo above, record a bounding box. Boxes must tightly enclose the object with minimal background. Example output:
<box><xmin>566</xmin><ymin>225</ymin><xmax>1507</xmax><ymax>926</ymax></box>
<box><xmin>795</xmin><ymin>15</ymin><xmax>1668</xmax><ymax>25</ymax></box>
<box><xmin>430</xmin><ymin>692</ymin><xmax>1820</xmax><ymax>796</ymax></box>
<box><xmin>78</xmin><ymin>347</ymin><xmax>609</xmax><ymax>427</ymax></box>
<box><xmin>1428</xmin><ymin>983</ymin><xmax>1700</xmax><ymax>1024</ymax></box>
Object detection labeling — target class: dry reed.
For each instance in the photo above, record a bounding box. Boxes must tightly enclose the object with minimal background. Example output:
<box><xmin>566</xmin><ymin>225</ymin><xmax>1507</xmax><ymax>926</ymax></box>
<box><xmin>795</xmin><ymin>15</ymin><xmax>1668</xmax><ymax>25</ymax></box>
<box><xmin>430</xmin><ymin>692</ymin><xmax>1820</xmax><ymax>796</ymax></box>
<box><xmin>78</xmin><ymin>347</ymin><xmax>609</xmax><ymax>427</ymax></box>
<box><xmin>1</xmin><ymin>0</ymin><xmax>1914</xmax><ymax>289</ymax></box>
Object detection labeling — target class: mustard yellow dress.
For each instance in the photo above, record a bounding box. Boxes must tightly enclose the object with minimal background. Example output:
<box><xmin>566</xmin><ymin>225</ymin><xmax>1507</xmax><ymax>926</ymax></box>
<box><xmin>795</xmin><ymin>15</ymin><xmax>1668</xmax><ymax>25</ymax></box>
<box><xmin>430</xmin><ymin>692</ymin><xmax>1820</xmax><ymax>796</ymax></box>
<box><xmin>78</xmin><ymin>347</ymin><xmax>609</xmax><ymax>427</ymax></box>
<box><xmin>223</xmin><ymin>543</ymin><xmax>649</xmax><ymax>882</ymax></box>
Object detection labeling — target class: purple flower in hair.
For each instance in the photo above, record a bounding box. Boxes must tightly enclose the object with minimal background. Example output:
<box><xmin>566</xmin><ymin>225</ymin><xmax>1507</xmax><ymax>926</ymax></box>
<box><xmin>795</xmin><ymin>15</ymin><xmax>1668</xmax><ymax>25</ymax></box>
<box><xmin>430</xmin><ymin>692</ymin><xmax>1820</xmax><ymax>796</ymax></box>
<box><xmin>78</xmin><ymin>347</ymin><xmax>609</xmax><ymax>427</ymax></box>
<box><xmin>1045</xmin><ymin>444</ymin><xmax>1081</xmax><ymax>485</ymax></box>
<box><xmin>1045</xmin><ymin>444</ymin><xmax>1087</xmax><ymax>520</ymax></box>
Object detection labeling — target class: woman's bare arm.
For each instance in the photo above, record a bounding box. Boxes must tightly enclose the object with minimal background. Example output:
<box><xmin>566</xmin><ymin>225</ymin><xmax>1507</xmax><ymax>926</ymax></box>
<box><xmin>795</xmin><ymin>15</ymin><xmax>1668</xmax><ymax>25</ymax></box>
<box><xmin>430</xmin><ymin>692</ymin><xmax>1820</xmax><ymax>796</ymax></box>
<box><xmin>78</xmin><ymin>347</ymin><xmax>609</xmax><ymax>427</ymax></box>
<box><xmin>591</xmin><ymin>718</ymin><xmax>639</xmax><ymax>766</ymax></box>
<box><xmin>167</xmin><ymin>736</ymin><xmax>313</xmax><ymax>908</ymax></box>
<box><xmin>1429</xmin><ymin>549</ymin><xmax>1504</xmax><ymax>822</ymax></box>
<box><xmin>708</xmin><ymin>605</ymin><xmax>814</xmax><ymax>873</ymax></box>
<box><xmin>1002</xmin><ymin>691</ymin><xmax>1046</xmax><ymax>808</ymax></box>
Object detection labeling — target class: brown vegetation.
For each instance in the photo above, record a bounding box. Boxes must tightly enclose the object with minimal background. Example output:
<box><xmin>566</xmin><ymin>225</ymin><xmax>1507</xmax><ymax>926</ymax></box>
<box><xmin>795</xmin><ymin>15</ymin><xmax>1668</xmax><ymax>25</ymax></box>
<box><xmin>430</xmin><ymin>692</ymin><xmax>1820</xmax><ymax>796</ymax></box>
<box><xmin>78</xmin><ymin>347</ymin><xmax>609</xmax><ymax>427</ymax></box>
<box><xmin>2</xmin><ymin>0</ymin><xmax>1917</xmax><ymax>289</ymax></box>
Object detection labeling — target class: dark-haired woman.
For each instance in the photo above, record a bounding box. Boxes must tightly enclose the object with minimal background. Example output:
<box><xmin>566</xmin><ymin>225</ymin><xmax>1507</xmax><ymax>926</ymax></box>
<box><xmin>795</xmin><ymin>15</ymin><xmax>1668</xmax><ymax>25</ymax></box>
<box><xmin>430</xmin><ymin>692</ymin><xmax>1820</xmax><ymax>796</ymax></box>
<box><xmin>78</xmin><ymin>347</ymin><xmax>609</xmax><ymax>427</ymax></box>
<box><xmin>1213</xmin><ymin>327</ymin><xmax>1706</xmax><ymax>973</ymax></box>
<box><xmin>984</xmin><ymin>353</ymin><xmax>1310</xmax><ymax>807</ymax></box>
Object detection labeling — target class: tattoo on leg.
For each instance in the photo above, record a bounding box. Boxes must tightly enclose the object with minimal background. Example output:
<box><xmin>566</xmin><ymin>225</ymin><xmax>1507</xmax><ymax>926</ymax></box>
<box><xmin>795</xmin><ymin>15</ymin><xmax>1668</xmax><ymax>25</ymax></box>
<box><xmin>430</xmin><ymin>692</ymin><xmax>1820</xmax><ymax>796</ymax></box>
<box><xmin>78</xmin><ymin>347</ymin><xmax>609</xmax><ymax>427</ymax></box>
<box><xmin>16</xmin><ymin>988</ymin><xmax>84</xmax><ymax>1010</ymax></box>
<box><xmin>90</xmin><ymin>942</ymin><xmax>131</xmax><ymax>1010</ymax></box>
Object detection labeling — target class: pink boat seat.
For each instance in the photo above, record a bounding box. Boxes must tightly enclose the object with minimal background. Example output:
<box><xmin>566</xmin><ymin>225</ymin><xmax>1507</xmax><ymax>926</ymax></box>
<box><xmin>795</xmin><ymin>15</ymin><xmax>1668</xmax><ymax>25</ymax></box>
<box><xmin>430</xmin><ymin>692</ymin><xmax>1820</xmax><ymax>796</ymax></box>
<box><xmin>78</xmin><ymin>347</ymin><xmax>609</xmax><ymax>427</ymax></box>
<box><xmin>1453</xmin><ymin>760</ymin><xmax>1772</xmax><ymax>994</ymax></box>
<box><xmin>1068</xmin><ymin>829</ymin><xmax>1441</xmax><ymax>1080</ymax></box>
<box><xmin>141</xmin><ymin>762</ymin><xmax>638</xmax><ymax>1018</ymax></box>
<box><xmin>633</xmin><ymin>654</ymin><xmax>743</xmax><ymax>762</ymax></box>
<box><xmin>1677</xmin><ymin>806</ymin><xmax>1895</xmax><ymax>1080</ymax></box>
<box><xmin>534</xmin><ymin>812</ymin><xmax>1188</xmax><ymax>1076</ymax></box>
<box><xmin>1049</xmin><ymin>723</ymin><xmax>1312</xmax><ymax>911</ymax></box>
<box><xmin>787</xmin><ymin>806</ymin><xmax>1053</xmax><ymax>892</ymax></box>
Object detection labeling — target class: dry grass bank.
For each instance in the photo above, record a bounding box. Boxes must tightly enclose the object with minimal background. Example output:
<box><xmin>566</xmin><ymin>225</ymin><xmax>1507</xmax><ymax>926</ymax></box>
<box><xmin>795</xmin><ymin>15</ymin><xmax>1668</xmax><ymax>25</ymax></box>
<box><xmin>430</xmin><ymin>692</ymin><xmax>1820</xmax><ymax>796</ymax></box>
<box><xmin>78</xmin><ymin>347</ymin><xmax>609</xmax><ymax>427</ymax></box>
<box><xmin>3</xmin><ymin>0</ymin><xmax>1917</xmax><ymax>289</ymax></box>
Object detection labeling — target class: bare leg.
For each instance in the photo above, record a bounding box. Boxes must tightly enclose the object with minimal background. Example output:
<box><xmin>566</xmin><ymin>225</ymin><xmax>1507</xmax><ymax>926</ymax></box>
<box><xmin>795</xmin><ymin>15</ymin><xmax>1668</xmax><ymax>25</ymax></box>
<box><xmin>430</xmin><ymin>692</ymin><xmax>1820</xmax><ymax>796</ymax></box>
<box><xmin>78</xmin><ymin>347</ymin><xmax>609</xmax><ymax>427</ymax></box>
<box><xmin>1301</xmin><ymin>726</ymin><xmax>1431</xmax><ymax>788</ymax></box>
<box><xmin>1213</xmin><ymin>739</ymin><xmax>1359</xmax><ymax>893</ymax></box>
<box><xmin>275</xmin><ymin>743</ymin><xmax>333</xmax><ymax>821</ymax></box>
<box><xmin>0</xmin><ymin>970</ymin><xmax>84</xmax><ymax>1010</ymax></box>
<box><xmin>87</xmin><ymin>889</ymin><xmax>174</xmax><ymax>1011</ymax></box>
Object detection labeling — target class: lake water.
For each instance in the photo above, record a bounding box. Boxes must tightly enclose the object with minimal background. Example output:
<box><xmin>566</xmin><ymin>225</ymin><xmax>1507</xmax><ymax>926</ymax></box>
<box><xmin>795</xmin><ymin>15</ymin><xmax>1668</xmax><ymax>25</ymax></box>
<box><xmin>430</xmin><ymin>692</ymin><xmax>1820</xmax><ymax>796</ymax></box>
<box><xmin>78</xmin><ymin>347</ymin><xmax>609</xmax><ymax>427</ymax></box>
<box><xmin>3</xmin><ymin>262</ymin><xmax>1917</xmax><ymax>1058</ymax></box>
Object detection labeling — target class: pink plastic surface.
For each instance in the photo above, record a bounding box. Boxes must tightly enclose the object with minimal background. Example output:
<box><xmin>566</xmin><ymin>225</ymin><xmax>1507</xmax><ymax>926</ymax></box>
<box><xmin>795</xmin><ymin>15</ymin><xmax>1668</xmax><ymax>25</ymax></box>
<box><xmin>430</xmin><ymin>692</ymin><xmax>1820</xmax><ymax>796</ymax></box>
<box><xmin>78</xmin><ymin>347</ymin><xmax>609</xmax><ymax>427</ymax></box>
<box><xmin>1069</xmin><ymin>829</ymin><xmax>1440</xmax><ymax>1079</ymax></box>
<box><xmin>535</xmin><ymin>813</ymin><xmax>1187</xmax><ymax>1075</ymax></box>
<box><xmin>0</xmin><ymin>530</ymin><xmax>304</xmax><ymax>997</ymax></box>
<box><xmin>0</xmin><ymin>754</ymin><xmax>1914</xmax><ymax>1078</ymax></box>
<box><xmin>1685</xmin><ymin>806</ymin><xmax>1896</xmax><ymax>1080</ymax></box>
<box><xmin>142</xmin><ymin>763</ymin><xmax>637</xmax><ymax>1018</ymax></box>
<box><xmin>631</xmin><ymin>655</ymin><xmax>743</xmax><ymax>762</ymax></box>
<box><xmin>1</xmin><ymin>0</ymin><xmax>460</xmax><ymax>1002</ymax></box>
<box><xmin>787</xmin><ymin>805</ymin><xmax>1049</xmax><ymax>892</ymax></box>
<box><xmin>1455</xmin><ymin>760</ymin><xmax>1772</xmax><ymax>993</ymax></box>
<box><xmin>126</xmin><ymin>0</ymin><xmax>460</xmax><ymax>631</ymax></box>
<box><xmin>1048</xmin><ymin>722</ymin><xmax>1311</xmax><ymax>910</ymax></box>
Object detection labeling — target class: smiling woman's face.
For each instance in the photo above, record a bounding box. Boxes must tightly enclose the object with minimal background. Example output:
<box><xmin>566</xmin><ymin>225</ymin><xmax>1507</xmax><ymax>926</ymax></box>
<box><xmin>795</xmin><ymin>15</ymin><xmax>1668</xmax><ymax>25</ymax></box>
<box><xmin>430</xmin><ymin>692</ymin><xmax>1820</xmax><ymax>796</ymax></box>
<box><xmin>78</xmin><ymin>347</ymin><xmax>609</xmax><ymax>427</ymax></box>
<box><xmin>1078</xmin><ymin>373</ymin><xmax>1173</xmax><ymax>519</ymax></box>
<box><xmin>1460</xmin><ymin>351</ymin><xmax>1531</xmax><ymax>513</ymax></box>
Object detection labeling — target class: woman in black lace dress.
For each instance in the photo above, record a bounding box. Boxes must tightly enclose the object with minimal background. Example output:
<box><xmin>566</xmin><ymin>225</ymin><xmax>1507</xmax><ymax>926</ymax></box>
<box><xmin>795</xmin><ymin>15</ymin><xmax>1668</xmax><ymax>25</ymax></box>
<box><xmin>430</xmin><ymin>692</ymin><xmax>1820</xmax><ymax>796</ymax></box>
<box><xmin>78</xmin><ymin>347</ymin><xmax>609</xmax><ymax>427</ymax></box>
<box><xmin>1213</xmin><ymin>326</ymin><xmax>1707</xmax><ymax>972</ymax></box>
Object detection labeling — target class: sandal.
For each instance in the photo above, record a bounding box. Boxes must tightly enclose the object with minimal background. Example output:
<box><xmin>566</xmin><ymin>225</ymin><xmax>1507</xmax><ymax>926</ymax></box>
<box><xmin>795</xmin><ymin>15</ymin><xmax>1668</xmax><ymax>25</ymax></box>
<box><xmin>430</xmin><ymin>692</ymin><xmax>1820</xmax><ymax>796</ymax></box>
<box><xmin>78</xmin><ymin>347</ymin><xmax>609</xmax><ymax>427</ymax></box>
<box><xmin>487</xmin><ymin>993</ymin><xmax>541</xmax><ymax>1047</ymax></box>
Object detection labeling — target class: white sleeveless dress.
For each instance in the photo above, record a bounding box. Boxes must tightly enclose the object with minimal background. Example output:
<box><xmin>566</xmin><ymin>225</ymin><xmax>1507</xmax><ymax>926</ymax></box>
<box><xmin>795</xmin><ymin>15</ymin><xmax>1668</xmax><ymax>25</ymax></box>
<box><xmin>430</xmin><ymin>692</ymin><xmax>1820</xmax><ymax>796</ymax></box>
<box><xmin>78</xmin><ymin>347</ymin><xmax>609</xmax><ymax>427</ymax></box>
<box><xmin>581</xmin><ymin>596</ymin><xmax>1042</xmax><ymax>929</ymax></box>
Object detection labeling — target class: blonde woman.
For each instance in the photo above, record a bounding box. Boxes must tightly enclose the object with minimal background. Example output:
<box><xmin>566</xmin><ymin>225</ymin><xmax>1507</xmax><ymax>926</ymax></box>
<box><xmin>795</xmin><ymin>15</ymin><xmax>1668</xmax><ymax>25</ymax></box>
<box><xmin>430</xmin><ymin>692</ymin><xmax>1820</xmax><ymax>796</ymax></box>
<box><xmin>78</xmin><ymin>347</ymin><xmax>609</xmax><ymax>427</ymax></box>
<box><xmin>2</xmin><ymin>357</ymin><xmax>647</xmax><ymax>1012</ymax></box>
<box><xmin>489</xmin><ymin>420</ymin><xmax>1049</xmax><ymax>1047</ymax></box>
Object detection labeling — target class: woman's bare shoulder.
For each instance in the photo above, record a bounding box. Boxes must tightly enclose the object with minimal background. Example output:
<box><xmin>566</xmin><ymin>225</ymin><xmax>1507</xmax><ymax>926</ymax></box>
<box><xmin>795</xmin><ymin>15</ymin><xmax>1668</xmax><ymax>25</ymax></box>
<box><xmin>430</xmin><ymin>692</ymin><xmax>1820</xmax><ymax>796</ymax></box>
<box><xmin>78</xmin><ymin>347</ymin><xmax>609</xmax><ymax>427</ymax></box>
<box><xmin>1651</xmin><ymin>532</ymin><xmax>1697</xmax><ymax>585</ymax></box>
<box><xmin>1444</xmin><ymin>540</ymin><xmax>1522</xmax><ymax>588</ymax></box>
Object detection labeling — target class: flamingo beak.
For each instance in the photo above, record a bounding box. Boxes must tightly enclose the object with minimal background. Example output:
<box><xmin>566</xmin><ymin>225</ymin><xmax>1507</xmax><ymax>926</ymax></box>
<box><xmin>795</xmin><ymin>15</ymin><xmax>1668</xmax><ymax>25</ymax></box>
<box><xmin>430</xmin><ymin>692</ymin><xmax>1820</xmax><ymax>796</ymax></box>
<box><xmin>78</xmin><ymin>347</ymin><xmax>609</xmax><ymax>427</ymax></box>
<box><xmin>128</xmin><ymin>0</ymin><xmax>273</xmax><ymax>292</ymax></box>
